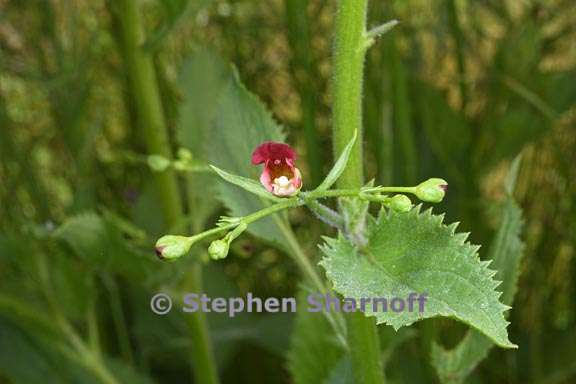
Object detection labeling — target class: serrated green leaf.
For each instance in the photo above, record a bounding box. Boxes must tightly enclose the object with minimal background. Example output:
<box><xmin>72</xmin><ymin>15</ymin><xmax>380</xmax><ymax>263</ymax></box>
<box><xmin>176</xmin><ymin>49</ymin><xmax>233</xmax><ymax>230</ymax></box>
<box><xmin>206</xmin><ymin>67</ymin><xmax>290</xmax><ymax>247</ymax></box>
<box><xmin>177</xmin><ymin>49</ymin><xmax>300</xmax><ymax>250</ymax></box>
<box><xmin>209</xmin><ymin>165</ymin><xmax>282</xmax><ymax>202</ymax></box>
<box><xmin>431</xmin><ymin>159</ymin><xmax>525</xmax><ymax>383</ymax></box>
<box><xmin>287</xmin><ymin>290</ymin><xmax>347</xmax><ymax>384</ymax></box>
<box><xmin>315</xmin><ymin>130</ymin><xmax>357</xmax><ymax>192</ymax></box>
<box><xmin>320</xmin><ymin>206</ymin><xmax>516</xmax><ymax>349</ymax></box>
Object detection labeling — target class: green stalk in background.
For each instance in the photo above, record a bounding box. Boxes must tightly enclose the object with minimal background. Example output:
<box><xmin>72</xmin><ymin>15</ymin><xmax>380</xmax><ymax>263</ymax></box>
<box><xmin>332</xmin><ymin>1</ymin><xmax>385</xmax><ymax>382</ymax></box>
<box><xmin>365</xmin><ymin>3</ymin><xmax>394</xmax><ymax>185</ymax></box>
<box><xmin>447</xmin><ymin>0</ymin><xmax>468</xmax><ymax>110</ymax></box>
<box><xmin>112</xmin><ymin>1</ymin><xmax>219</xmax><ymax>383</ymax></box>
<box><xmin>285</xmin><ymin>0</ymin><xmax>324</xmax><ymax>186</ymax></box>
<box><xmin>387</xmin><ymin>31</ymin><xmax>417</xmax><ymax>185</ymax></box>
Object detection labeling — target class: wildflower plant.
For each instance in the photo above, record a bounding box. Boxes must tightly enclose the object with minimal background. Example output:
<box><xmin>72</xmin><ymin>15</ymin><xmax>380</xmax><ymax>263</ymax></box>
<box><xmin>152</xmin><ymin>2</ymin><xmax>522</xmax><ymax>383</ymax></box>
<box><xmin>156</xmin><ymin>129</ymin><xmax>517</xmax><ymax>359</ymax></box>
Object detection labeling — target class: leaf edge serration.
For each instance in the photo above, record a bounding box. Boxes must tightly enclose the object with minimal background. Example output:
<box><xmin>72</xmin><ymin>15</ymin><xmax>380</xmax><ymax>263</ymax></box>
<box><xmin>319</xmin><ymin>205</ymin><xmax>517</xmax><ymax>349</ymax></box>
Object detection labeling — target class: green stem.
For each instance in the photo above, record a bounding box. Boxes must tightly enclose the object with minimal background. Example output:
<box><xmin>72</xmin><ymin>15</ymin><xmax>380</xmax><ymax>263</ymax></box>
<box><xmin>102</xmin><ymin>275</ymin><xmax>134</xmax><ymax>364</ymax></box>
<box><xmin>180</xmin><ymin>187</ymin><xmax>420</xmax><ymax>244</ymax></box>
<box><xmin>332</xmin><ymin>1</ymin><xmax>385</xmax><ymax>383</ymax></box>
<box><xmin>364</xmin><ymin>3</ymin><xmax>393</xmax><ymax>185</ymax></box>
<box><xmin>305</xmin><ymin>186</ymin><xmax>415</xmax><ymax>199</ymax></box>
<box><xmin>36</xmin><ymin>251</ymin><xmax>119</xmax><ymax>384</ymax></box>
<box><xmin>305</xmin><ymin>199</ymin><xmax>345</xmax><ymax>230</ymax></box>
<box><xmin>275</xmin><ymin>217</ymin><xmax>326</xmax><ymax>293</ymax></box>
<box><xmin>87</xmin><ymin>294</ymin><xmax>101</xmax><ymax>356</ymax></box>
<box><xmin>388</xmin><ymin>31</ymin><xmax>417</xmax><ymax>184</ymax></box>
<box><xmin>113</xmin><ymin>0</ymin><xmax>183</xmax><ymax>226</ymax></box>
<box><xmin>182</xmin><ymin>263</ymin><xmax>219</xmax><ymax>384</ymax></box>
<box><xmin>447</xmin><ymin>0</ymin><xmax>468</xmax><ymax>110</ymax></box>
<box><xmin>271</xmin><ymin>214</ymin><xmax>348</xmax><ymax>346</ymax></box>
<box><xmin>113</xmin><ymin>1</ymin><xmax>219</xmax><ymax>383</ymax></box>
<box><xmin>332</xmin><ymin>0</ymin><xmax>367</xmax><ymax>188</ymax></box>
<box><xmin>285</xmin><ymin>0</ymin><xmax>323</xmax><ymax>186</ymax></box>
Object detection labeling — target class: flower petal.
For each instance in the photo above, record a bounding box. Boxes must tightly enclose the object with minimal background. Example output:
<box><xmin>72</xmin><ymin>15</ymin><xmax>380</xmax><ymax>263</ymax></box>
<box><xmin>259</xmin><ymin>164</ymin><xmax>273</xmax><ymax>192</ymax></box>
<box><xmin>251</xmin><ymin>142</ymin><xmax>297</xmax><ymax>165</ymax></box>
<box><xmin>291</xmin><ymin>167</ymin><xmax>303</xmax><ymax>189</ymax></box>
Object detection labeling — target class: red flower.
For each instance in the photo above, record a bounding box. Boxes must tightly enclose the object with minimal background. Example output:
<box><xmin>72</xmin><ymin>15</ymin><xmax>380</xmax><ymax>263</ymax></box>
<box><xmin>251</xmin><ymin>142</ymin><xmax>303</xmax><ymax>197</ymax></box>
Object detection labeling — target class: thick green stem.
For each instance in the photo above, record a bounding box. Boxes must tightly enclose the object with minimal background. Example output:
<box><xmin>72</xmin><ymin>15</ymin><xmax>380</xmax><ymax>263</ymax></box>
<box><xmin>332</xmin><ymin>0</ymin><xmax>367</xmax><ymax>188</ymax></box>
<box><xmin>113</xmin><ymin>1</ymin><xmax>219</xmax><ymax>383</ymax></box>
<box><xmin>332</xmin><ymin>1</ymin><xmax>385</xmax><ymax>383</ymax></box>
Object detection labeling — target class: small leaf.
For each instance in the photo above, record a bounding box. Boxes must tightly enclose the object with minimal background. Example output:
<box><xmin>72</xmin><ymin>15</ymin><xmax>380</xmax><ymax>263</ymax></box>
<box><xmin>209</xmin><ymin>165</ymin><xmax>282</xmax><ymax>203</ymax></box>
<box><xmin>366</xmin><ymin>20</ymin><xmax>399</xmax><ymax>40</ymax></box>
<box><xmin>315</xmin><ymin>130</ymin><xmax>357</xmax><ymax>192</ymax></box>
<box><xmin>504</xmin><ymin>154</ymin><xmax>522</xmax><ymax>195</ymax></box>
<box><xmin>320</xmin><ymin>206</ymin><xmax>516</xmax><ymax>349</ymax></box>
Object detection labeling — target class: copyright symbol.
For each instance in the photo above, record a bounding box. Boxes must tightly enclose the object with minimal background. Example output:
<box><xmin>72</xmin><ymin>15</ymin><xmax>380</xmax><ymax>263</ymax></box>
<box><xmin>150</xmin><ymin>293</ymin><xmax>172</xmax><ymax>315</ymax></box>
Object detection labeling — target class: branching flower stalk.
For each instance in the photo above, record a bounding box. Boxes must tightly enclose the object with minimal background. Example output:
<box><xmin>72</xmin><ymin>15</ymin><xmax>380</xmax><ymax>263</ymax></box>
<box><xmin>155</xmin><ymin>177</ymin><xmax>447</xmax><ymax>261</ymax></box>
<box><xmin>156</xmin><ymin>163</ymin><xmax>446</xmax><ymax>350</ymax></box>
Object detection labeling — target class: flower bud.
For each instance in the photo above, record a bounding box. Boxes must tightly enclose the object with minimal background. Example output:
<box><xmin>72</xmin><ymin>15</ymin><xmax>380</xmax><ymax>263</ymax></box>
<box><xmin>155</xmin><ymin>235</ymin><xmax>193</xmax><ymax>261</ymax></box>
<box><xmin>148</xmin><ymin>155</ymin><xmax>171</xmax><ymax>172</ymax></box>
<box><xmin>390</xmin><ymin>194</ymin><xmax>412</xmax><ymax>212</ymax></box>
<box><xmin>174</xmin><ymin>148</ymin><xmax>194</xmax><ymax>171</ymax></box>
<box><xmin>208</xmin><ymin>239</ymin><xmax>229</xmax><ymax>260</ymax></box>
<box><xmin>177</xmin><ymin>148</ymin><xmax>193</xmax><ymax>162</ymax></box>
<box><xmin>415</xmin><ymin>178</ymin><xmax>448</xmax><ymax>203</ymax></box>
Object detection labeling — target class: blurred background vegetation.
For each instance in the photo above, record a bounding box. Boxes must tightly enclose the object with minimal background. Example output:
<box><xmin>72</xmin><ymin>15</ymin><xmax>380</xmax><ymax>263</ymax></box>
<box><xmin>0</xmin><ymin>0</ymin><xmax>575</xmax><ymax>383</ymax></box>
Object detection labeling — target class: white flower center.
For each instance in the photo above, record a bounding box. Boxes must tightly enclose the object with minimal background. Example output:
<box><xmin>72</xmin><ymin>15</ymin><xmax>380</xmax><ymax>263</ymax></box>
<box><xmin>275</xmin><ymin>176</ymin><xmax>291</xmax><ymax>187</ymax></box>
